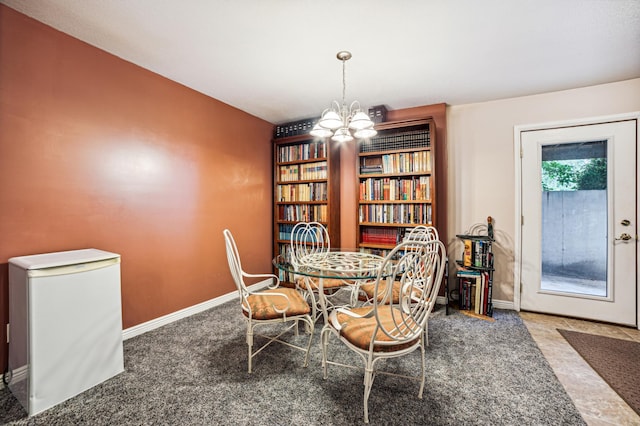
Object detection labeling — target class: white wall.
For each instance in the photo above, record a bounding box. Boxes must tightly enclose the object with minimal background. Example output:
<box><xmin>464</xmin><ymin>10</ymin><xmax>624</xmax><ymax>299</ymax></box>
<box><xmin>447</xmin><ymin>78</ymin><xmax>640</xmax><ymax>304</ymax></box>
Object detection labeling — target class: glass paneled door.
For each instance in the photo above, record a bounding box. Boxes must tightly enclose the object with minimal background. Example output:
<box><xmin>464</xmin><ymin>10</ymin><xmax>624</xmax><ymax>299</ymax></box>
<box><xmin>520</xmin><ymin>120</ymin><xmax>637</xmax><ymax>326</ymax></box>
<box><xmin>540</xmin><ymin>140</ymin><xmax>607</xmax><ymax>297</ymax></box>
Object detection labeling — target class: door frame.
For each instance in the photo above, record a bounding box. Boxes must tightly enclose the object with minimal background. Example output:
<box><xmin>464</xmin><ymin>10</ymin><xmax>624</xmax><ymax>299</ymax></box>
<box><xmin>513</xmin><ymin>112</ymin><xmax>640</xmax><ymax>329</ymax></box>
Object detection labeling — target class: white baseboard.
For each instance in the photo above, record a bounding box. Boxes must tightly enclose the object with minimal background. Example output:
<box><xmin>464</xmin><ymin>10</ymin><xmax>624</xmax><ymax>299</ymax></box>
<box><xmin>123</xmin><ymin>291</ymin><xmax>514</xmax><ymax>341</ymax></box>
<box><xmin>122</xmin><ymin>279</ymin><xmax>271</xmax><ymax>340</ymax></box>
<box><xmin>437</xmin><ymin>297</ymin><xmax>514</xmax><ymax>311</ymax></box>
<box><xmin>492</xmin><ymin>299</ymin><xmax>515</xmax><ymax>311</ymax></box>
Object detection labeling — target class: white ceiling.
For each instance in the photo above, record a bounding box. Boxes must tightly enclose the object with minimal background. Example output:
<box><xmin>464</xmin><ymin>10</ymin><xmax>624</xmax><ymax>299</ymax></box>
<box><xmin>3</xmin><ymin>0</ymin><xmax>640</xmax><ymax>124</ymax></box>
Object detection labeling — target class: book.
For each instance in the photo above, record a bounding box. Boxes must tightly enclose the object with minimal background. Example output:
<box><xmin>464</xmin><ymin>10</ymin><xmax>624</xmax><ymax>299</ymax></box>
<box><xmin>474</xmin><ymin>275</ymin><xmax>482</xmax><ymax>314</ymax></box>
<box><xmin>463</xmin><ymin>239</ymin><xmax>472</xmax><ymax>267</ymax></box>
<box><xmin>474</xmin><ymin>240</ymin><xmax>484</xmax><ymax>267</ymax></box>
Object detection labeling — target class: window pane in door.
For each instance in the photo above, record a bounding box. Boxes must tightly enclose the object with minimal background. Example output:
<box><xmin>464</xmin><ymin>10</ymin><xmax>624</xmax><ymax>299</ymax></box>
<box><xmin>540</xmin><ymin>141</ymin><xmax>607</xmax><ymax>297</ymax></box>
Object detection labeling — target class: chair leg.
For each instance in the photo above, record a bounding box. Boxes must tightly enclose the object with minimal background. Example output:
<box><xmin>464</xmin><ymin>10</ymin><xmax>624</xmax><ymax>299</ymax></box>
<box><xmin>425</xmin><ymin>318</ymin><xmax>429</xmax><ymax>346</ymax></box>
<box><xmin>418</xmin><ymin>338</ymin><xmax>426</xmax><ymax>398</ymax></box>
<box><xmin>321</xmin><ymin>326</ymin><xmax>330</xmax><ymax>379</ymax></box>
<box><xmin>246</xmin><ymin>323</ymin><xmax>254</xmax><ymax>374</ymax></box>
<box><xmin>363</xmin><ymin>364</ymin><xmax>374</xmax><ymax>424</ymax></box>
<box><xmin>302</xmin><ymin>317</ymin><xmax>314</xmax><ymax>367</ymax></box>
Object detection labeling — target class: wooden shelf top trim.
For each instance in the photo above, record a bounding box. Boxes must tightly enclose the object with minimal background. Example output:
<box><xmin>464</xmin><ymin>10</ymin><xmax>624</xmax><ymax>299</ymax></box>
<box><xmin>359</xmin><ymin>222</ymin><xmax>434</xmax><ymax>227</ymax></box>
<box><xmin>358</xmin><ymin>199</ymin><xmax>432</xmax><ymax>204</ymax></box>
<box><xmin>275</xmin><ymin>200</ymin><xmax>328</xmax><ymax>205</ymax></box>
<box><xmin>358</xmin><ymin>172</ymin><xmax>431</xmax><ymax>178</ymax></box>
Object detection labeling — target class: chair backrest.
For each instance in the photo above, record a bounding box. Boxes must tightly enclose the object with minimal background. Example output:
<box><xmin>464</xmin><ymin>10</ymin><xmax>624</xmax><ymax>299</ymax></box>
<box><xmin>223</xmin><ymin>229</ymin><xmax>248</xmax><ymax>299</ymax></box>
<box><xmin>373</xmin><ymin>239</ymin><xmax>446</xmax><ymax>345</ymax></box>
<box><xmin>290</xmin><ymin>221</ymin><xmax>330</xmax><ymax>267</ymax></box>
<box><xmin>404</xmin><ymin>225</ymin><xmax>439</xmax><ymax>243</ymax></box>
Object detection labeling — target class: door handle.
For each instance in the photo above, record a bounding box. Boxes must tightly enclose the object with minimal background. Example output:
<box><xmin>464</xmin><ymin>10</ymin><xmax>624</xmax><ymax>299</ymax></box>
<box><xmin>615</xmin><ymin>233</ymin><xmax>633</xmax><ymax>241</ymax></box>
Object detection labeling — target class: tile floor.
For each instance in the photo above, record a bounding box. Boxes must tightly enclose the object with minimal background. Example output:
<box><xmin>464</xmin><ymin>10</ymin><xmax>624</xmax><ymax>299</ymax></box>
<box><xmin>519</xmin><ymin>311</ymin><xmax>640</xmax><ymax>426</ymax></box>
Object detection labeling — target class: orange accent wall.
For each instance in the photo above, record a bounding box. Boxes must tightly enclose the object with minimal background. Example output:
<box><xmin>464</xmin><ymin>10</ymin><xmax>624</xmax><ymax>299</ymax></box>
<box><xmin>0</xmin><ymin>5</ymin><xmax>274</xmax><ymax>369</ymax></box>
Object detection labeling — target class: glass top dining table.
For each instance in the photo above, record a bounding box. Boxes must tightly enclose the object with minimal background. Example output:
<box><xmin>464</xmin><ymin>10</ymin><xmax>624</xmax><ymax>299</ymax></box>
<box><xmin>272</xmin><ymin>249</ymin><xmax>391</xmax><ymax>323</ymax></box>
<box><xmin>273</xmin><ymin>249</ymin><xmax>389</xmax><ymax>280</ymax></box>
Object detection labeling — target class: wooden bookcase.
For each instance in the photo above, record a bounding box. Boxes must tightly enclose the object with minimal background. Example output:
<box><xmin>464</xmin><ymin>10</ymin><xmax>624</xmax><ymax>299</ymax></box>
<box><xmin>356</xmin><ymin>118</ymin><xmax>436</xmax><ymax>256</ymax></box>
<box><xmin>272</xmin><ymin>134</ymin><xmax>341</xmax><ymax>273</ymax></box>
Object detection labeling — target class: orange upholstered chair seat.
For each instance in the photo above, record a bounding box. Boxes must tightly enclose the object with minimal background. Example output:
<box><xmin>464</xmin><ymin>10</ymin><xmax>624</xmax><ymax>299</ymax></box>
<box><xmin>359</xmin><ymin>280</ymin><xmax>402</xmax><ymax>303</ymax></box>
<box><xmin>243</xmin><ymin>287</ymin><xmax>311</xmax><ymax>320</ymax></box>
<box><xmin>296</xmin><ymin>277</ymin><xmax>346</xmax><ymax>292</ymax></box>
<box><xmin>332</xmin><ymin>306</ymin><xmax>421</xmax><ymax>352</ymax></box>
<box><xmin>359</xmin><ymin>280</ymin><xmax>426</xmax><ymax>304</ymax></box>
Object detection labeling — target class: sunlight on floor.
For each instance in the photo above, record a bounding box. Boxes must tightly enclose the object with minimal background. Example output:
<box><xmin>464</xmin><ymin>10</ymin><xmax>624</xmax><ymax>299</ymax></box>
<box><xmin>541</xmin><ymin>274</ymin><xmax>606</xmax><ymax>297</ymax></box>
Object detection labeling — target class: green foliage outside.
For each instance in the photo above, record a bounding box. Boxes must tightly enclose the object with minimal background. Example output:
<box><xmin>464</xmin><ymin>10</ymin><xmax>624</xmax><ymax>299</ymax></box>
<box><xmin>542</xmin><ymin>158</ymin><xmax>607</xmax><ymax>191</ymax></box>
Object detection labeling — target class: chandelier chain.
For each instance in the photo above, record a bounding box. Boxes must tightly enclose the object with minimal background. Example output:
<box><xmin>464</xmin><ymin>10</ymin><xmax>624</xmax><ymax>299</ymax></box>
<box><xmin>342</xmin><ymin>56</ymin><xmax>347</xmax><ymax>110</ymax></box>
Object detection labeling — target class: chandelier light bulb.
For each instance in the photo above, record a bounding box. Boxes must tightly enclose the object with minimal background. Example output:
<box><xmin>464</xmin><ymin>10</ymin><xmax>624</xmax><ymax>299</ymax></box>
<box><xmin>318</xmin><ymin>109</ymin><xmax>343</xmax><ymax>130</ymax></box>
<box><xmin>349</xmin><ymin>111</ymin><xmax>375</xmax><ymax>130</ymax></box>
<box><xmin>353</xmin><ymin>126</ymin><xmax>377</xmax><ymax>139</ymax></box>
<box><xmin>331</xmin><ymin>128</ymin><xmax>354</xmax><ymax>143</ymax></box>
<box><xmin>310</xmin><ymin>123</ymin><xmax>333</xmax><ymax>138</ymax></box>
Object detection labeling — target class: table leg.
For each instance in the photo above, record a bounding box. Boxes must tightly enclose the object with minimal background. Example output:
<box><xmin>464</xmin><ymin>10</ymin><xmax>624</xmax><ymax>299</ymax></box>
<box><xmin>318</xmin><ymin>276</ymin><xmax>329</xmax><ymax>324</ymax></box>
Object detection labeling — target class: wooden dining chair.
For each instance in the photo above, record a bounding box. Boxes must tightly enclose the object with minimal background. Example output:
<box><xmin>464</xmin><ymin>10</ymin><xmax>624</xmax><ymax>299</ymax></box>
<box><xmin>223</xmin><ymin>229</ymin><xmax>314</xmax><ymax>373</ymax></box>
<box><xmin>320</xmin><ymin>238</ymin><xmax>446</xmax><ymax>423</ymax></box>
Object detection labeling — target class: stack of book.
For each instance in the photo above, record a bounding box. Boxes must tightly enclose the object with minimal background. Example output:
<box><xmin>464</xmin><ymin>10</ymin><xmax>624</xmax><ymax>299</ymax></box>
<box><xmin>360</xmin><ymin>164</ymin><xmax>383</xmax><ymax>174</ymax></box>
<box><xmin>367</xmin><ymin>105</ymin><xmax>388</xmax><ymax>123</ymax></box>
<box><xmin>456</xmin><ymin>264</ymin><xmax>492</xmax><ymax>316</ymax></box>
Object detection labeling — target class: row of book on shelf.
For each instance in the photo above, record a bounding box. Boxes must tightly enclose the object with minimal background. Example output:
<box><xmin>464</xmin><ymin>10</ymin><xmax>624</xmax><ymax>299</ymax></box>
<box><xmin>359</xmin><ymin>176</ymin><xmax>430</xmax><ymax>201</ymax></box>
<box><xmin>275</xmin><ymin>241</ymin><xmax>295</xmax><ymax>283</ymax></box>
<box><xmin>457</xmin><ymin>266</ymin><xmax>493</xmax><ymax>316</ymax></box>
<box><xmin>360</xmin><ymin>151</ymin><xmax>431</xmax><ymax>175</ymax></box>
<box><xmin>277</xmin><ymin>204</ymin><xmax>327</xmax><ymax>222</ymax></box>
<box><xmin>277</xmin><ymin>224</ymin><xmax>294</xmax><ymax>242</ymax></box>
<box><xmin>462</xmin><ymin>239</ymin><xmax>493</xmax><ymax>269</ymax></box>
<box><xmin>360</xmin><ymin>227</ymin><xmax>400</xmax><ymax>245</ymax></box>
<box><xmin>359</xmin><ymin>129</ymin><xmax>430</xmax><ymax>154</ymax></box>
<box><xmin>277</xmin><ymin>141</ymin><xmax>326</xmax><ymax>162</ymax></box>
<box><xmin>273</xmin><ymin>118</ymin><xmax>317</xmax><ymax>139</ymax></box>
<box><xmin>278</xmin><ymin>162</ymin><xmax>327</xmax><ymax>182</ymax></box>
<box><xmin>359</xmin><ymin>226</ymin><xmax>421</xmax><ymax>246</ymax></box>
<box><xmin>359</xmin><ymin>204</ymin><xmax>432</xmax><ymax>225</ymax></box>
<box><xmin>277</xmin><ymin>182</ymin><xmax>328</xmax><ymax>202</ymax></box>
<box><xmin>277</xmin><ymin>224</ymin><xmax>326</xmax><ymax>243</ymax></box>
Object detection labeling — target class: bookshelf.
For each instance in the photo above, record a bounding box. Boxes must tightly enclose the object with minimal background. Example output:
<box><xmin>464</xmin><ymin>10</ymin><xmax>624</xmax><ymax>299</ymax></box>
<box><xmin>356</xmin><ymin>118</ymin><xmax>436</xmax><ymax>257</ymax></box>
<box><xmin>452</xmin><ymin>228</ymin><xmax>494</xmax><ymax>317</ymax></box>
<box><xmin>272</xmin><ymin>134</ymin><xmax>340</xmax><ymax>278</ymax></box>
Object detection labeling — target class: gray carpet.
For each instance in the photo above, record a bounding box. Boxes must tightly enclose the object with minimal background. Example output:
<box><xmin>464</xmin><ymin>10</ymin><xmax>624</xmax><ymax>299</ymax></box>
<box><xmin>1</xmin><ymin>303</ymin><xmax>585</xmax><ymax>425</ymax></box>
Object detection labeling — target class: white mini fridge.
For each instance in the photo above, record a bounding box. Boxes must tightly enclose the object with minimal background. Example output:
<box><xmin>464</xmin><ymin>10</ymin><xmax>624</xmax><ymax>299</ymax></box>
<box><xmin>8</xmin><ymin>248</ymin><xmax>124</xmax><ymax>416</ymax></box>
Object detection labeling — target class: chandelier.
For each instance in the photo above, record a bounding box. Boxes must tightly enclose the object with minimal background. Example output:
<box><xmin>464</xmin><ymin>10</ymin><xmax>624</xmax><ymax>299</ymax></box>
<box><xmin>310</xmin><ymin>51</ymin><xmax>377</xmax><ymax>143</ymax></box>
